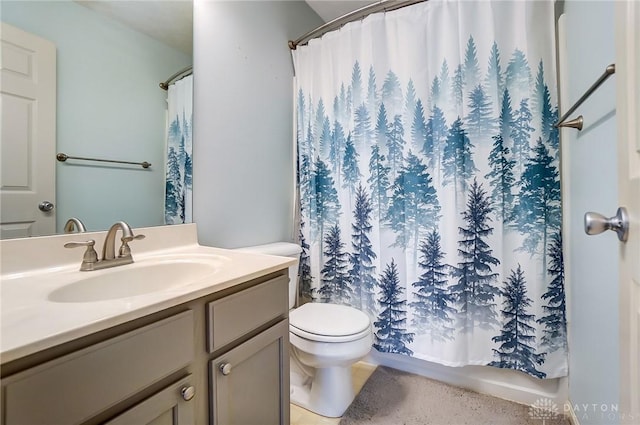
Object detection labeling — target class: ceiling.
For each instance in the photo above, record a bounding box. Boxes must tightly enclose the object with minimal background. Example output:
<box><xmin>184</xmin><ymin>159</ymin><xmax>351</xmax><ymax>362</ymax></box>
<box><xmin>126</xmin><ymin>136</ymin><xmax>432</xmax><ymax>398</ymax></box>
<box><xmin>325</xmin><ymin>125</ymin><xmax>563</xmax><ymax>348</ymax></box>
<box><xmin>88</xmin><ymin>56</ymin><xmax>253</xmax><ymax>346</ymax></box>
<box><xmin>75</xmin><ymin>1</ymin><xmax>377</xmax><ymax>56</ymax></box>
<box><xmin>76</xmin><ymin>0</ymin><xmax>193</xmax><ymax>55</ymax></box>
<box><xmin>305</xmin><ymin>0</ymin><xmax>378</xmax><ymax>22</ymax></box>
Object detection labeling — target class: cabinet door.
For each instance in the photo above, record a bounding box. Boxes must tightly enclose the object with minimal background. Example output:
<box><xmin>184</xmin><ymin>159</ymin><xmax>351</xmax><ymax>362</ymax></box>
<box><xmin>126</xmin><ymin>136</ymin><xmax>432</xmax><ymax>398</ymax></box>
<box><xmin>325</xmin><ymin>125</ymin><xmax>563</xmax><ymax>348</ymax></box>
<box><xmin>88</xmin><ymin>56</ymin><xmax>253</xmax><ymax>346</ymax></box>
<box><xmin>2</xmin><ymin>311</ymin><xmax>194</xmax><ymax>425</ymax></box>
<box><xmin>106</xmin><ymin>376</ymin><xmax>195</xmax><ymax>425</ymax></box>
<box><xmin>210</xmin><ymin>319</ymin><xmax>289</xmax><ymax>425</ymax></box>
<box><xmin>207</xmin><ymin>274</ymin><xmax>287</xmax><ymax>353</ymax></box>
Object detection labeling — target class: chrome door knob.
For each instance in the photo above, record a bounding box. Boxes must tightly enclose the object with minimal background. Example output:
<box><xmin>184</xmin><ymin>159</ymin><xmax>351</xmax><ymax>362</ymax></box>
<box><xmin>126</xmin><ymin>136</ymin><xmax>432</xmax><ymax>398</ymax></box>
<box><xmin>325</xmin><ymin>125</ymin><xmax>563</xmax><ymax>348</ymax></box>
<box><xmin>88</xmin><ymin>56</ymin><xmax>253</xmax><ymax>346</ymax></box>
<box><xmin>219</xmin><ymin>363</ymin><xmax>232</xmax><ymax>376</ymax></box>
<box><xmin>584</xmin><ymin>207</ymin><xmax>629</xmax><ymax>242</ymax></box>
<box><xmin>38</xmin><ymin>201</ymin><xmax>54</xmax><ymax>212</ymax></box>
<box><xmin>180</xmin><ymin>385</ymin><xmax>195</xmax><ymax>401</ymax></box>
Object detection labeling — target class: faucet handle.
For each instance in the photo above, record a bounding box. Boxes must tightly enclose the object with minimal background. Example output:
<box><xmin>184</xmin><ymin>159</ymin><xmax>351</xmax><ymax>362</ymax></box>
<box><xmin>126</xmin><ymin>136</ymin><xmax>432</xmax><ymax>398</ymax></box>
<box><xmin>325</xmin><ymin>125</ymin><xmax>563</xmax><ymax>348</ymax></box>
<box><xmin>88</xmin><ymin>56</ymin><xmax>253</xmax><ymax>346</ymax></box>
<box><xmin>121</xmin><ymin>234</ymin><xmax>145</xmax><ymax>243</ymax></box>
<box><xmin>64</xmin><ymin>239</ymin><xmax>99</xmax><ymax>270</ymax></box>
<box><xmin>119</xmin><ymin>234</ymin><xmax>145</xmax><ymax>257</ymax></box>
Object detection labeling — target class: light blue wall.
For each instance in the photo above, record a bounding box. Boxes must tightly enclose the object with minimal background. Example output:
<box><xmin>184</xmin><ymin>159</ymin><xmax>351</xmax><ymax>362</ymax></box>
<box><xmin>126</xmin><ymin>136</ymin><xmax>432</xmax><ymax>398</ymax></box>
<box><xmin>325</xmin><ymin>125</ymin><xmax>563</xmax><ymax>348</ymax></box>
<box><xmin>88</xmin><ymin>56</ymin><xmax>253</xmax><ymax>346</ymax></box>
<box><xmin>562</xmin><ymin>2</ymin><xmax>619</xmax><ymax>423</ymax></box>
<box><xmin>193</xmin><ymin>1</ymin><xmax>323</xmax><ymax>248</ymax></box>
<box><xmin>2</xmin><ymin>1</ymin><xmax>191</xmax><ymax>232</ymax></box>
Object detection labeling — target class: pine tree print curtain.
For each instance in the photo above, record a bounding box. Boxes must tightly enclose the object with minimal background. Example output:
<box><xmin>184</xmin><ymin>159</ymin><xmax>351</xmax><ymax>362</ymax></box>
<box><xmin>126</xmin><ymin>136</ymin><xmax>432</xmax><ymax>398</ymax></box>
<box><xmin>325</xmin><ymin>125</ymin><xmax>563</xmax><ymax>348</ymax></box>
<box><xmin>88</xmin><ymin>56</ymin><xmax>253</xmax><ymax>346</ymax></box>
<box><xmin>293</xmin><ymin>0</ymin><xmax>567</xmax><ymax>378</ymax></box>
<box><xmin>165</xmin><ymin>75</ymin><xmax>193</xmax><ymax>224</ymax></box>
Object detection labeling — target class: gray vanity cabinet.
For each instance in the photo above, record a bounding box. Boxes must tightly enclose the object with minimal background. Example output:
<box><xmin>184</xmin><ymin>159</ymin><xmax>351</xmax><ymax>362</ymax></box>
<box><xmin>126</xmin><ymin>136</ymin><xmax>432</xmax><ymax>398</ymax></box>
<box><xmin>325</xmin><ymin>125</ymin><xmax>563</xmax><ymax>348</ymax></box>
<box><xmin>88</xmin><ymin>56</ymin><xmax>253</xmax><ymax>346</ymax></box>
<box><xmin>0</xmin><ymin>270</ymin><xmax>290</xmax><ymax>425</ymax></box>
<box><xmin>207</xmin><ymin>274</ymin><xmax>290</xmax><ymax>425</ymax></box>
<box><xmin>210</xmin><ymin>320</ymin><xmax>289</xmax><ymax>425</ymax></box>
<box><xmin>1</xmin><ymin>311</ymin><xmax>195</xmax><ymax>425</ymax></box>
<box><xmin>106</xmin><ymin>376</ymin><xmax>195</xmax><ymax>425</ymax></box>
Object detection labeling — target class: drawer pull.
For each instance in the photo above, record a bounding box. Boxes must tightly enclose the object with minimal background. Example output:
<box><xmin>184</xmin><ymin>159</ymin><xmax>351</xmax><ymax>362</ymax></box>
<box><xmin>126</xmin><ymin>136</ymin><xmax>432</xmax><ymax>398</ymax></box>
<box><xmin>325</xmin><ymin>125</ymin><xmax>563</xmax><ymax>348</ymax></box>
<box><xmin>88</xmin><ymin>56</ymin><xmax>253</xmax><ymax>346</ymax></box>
<box><xmin>180</xmin><ymin>385</ymin><xmax>195</xmax><ymax>401</ymax></box>
<box><xmin>219</xmin><ymin>363</ymin><xmax>232</xmax><ymax>376</ymax></box>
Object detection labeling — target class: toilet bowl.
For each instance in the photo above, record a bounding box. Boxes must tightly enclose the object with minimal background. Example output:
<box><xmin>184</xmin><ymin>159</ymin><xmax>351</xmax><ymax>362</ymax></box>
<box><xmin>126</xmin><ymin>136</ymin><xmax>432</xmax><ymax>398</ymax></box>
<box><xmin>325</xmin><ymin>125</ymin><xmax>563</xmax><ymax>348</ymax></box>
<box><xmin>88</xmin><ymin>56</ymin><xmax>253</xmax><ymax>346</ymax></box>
<box><xmin>236</xmin><ymin>242</ymin><xmax>373</xmax><ymax>418</ymax></box>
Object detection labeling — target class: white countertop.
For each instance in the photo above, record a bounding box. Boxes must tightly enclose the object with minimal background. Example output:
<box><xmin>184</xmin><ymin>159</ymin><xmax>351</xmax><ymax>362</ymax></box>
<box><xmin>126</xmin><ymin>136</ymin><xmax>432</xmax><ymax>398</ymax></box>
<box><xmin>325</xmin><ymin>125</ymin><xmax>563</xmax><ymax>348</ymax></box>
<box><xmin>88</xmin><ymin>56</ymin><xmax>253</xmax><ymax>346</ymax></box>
<box><xmin>0</xmin><ymin>224</ymin><xmax>295</xmax><ymax>364</ymax></box>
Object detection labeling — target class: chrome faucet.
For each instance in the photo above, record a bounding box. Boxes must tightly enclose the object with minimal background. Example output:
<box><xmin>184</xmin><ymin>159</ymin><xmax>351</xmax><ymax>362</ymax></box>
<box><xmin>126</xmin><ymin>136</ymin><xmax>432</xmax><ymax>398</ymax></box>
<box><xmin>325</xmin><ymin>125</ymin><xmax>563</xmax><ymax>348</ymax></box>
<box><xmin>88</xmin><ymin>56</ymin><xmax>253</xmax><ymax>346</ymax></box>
<box><xmin>65</xmin><ymin>221</ymin><xmax>145</xmax><ymax>271</ymax></box>
<box><xmin>102</xmin><ymin>221</ymin><xmax>145</xmax><ymax>261</ymax></box>
<box><xmin>63</xmin><ymin>217</ymin><xmax>87</xmax><ymax>233</ymax></box>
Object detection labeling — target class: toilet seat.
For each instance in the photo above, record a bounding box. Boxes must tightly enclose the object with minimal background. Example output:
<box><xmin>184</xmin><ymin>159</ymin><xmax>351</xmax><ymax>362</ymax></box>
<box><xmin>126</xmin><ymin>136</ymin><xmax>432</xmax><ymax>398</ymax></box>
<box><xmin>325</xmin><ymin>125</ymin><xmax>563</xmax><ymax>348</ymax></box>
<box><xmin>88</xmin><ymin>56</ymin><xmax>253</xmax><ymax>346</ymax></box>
<box><xmin>289</xmin><ymin>303</ymin><xmax>371</xmax><ymax>343</ymax></box>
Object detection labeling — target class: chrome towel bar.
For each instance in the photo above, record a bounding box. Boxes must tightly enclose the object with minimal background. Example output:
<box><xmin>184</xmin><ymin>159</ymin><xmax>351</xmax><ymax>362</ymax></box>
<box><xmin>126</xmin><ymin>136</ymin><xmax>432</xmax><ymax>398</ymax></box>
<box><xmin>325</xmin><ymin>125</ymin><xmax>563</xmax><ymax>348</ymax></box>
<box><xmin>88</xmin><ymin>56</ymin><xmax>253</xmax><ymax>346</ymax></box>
<box><xmin>56</xmin><ymin>153</ymin><xmax>151</xmax><ymax>169</ymax></box>
<box><xmin>555</xmin><ymin>64</ymin><xmax>615</xmax><ymax>130</ymax></box>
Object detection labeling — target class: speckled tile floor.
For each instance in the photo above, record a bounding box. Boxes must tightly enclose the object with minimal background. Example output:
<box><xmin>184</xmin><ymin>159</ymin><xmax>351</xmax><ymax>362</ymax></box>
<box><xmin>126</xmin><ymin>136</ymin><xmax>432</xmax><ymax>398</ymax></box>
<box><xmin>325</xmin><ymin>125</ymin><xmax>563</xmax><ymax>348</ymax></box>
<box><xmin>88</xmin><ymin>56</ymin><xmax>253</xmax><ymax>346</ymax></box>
<box><xmin>291</xmin><ymin>363</ymin><xmax>570</xmax><ymax>425</ymax></box>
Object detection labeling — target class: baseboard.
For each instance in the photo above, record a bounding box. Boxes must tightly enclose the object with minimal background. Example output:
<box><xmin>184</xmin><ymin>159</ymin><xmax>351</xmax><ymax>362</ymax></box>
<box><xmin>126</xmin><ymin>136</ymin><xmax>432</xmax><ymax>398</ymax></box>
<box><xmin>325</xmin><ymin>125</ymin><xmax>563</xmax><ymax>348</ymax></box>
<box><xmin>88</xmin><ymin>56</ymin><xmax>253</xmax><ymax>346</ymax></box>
<box><xmin>365</xmin><ymin>351</ymin><xmax>569</xmax><ymax>408</ymax></box>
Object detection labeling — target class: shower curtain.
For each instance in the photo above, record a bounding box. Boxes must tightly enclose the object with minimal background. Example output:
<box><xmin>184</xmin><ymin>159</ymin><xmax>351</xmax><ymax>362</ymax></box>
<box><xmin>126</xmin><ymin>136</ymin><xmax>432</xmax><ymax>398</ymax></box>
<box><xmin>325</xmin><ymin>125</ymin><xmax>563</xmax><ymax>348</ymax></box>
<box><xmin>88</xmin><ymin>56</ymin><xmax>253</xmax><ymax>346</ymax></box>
<box><xmin>165</xmin><ymin>74</ymin><xmax>193</xmax><ymax>224</ymax></box>
<box><xmin>293</xmin><ymin>0</ymin><xmax>567</xmax><ymax>378</ymax></box>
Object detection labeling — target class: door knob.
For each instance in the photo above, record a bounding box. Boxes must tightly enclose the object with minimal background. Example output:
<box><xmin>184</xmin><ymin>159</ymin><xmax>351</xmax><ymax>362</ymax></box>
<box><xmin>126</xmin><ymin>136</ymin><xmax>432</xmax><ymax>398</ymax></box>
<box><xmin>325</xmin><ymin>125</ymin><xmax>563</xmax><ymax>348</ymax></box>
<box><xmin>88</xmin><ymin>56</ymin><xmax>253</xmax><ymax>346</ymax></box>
<box><xmin>584</xmin><ymin>207</ymin><xmax>629</xmax><ymax>242</ymax></box>
<box><xmin>38</xmin><ymin>201</ymin><xmax>54</xmax><ymax>212</ymax></box>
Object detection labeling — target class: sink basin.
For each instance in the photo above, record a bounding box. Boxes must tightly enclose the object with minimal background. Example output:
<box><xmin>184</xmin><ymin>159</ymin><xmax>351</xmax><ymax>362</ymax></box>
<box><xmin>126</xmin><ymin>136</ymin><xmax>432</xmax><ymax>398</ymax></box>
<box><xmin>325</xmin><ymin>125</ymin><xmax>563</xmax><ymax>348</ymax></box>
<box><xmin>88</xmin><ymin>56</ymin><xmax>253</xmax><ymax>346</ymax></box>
<box><xmin>48</xmin><ymin>256</ymin><xmax>226</xmax><ymax>303</ymax></box>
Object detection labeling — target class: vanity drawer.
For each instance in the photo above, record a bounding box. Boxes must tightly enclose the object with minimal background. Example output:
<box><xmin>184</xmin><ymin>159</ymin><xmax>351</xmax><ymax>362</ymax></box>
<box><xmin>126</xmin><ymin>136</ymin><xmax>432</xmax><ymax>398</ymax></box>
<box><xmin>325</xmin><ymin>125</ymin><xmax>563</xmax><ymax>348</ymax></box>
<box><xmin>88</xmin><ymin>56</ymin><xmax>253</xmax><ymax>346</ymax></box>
<box><xmin>207</xmin><ymin>274</ymin><xmax>288</xmax><ymax>353</ymax></box>
<box><xmin>2</xmin><ymin>310</ymin><xmax>194</xmax><ymax>425</ymax></box>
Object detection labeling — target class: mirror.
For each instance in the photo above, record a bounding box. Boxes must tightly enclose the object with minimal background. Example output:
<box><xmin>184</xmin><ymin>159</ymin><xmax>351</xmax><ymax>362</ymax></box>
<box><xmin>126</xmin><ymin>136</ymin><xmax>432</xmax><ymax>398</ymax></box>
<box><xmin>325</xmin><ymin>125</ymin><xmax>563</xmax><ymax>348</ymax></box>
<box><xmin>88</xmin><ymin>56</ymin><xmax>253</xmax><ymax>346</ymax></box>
<box><xmin>1</xmin><ymin>0</ymin><xmax>193</xmax><ymax>237</ymax></box>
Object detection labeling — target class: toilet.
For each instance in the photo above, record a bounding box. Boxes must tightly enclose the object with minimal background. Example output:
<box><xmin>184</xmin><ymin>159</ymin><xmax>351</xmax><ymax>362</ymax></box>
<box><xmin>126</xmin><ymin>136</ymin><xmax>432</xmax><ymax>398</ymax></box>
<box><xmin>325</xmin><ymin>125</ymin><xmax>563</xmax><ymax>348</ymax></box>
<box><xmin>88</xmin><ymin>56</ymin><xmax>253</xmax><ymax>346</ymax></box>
<box><xmin>236</xmin><ymin>242</ymin><xmax>373</xmax><ymax>418</ymax></box>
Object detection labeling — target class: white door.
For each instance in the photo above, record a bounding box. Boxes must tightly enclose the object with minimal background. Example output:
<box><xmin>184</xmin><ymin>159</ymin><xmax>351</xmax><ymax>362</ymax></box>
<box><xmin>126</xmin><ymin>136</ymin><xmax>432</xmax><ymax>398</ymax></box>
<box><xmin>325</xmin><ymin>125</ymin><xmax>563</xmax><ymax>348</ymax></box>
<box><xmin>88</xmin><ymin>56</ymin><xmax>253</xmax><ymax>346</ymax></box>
<box><xmin>1</xmin><ymin>22</ymin><xmax>56</xmax><ymax>238</ymax></box>
<box><xmin>615</xmin><ymin>2</ymin><xmax>640</xmax><ymax>423</ymax></box>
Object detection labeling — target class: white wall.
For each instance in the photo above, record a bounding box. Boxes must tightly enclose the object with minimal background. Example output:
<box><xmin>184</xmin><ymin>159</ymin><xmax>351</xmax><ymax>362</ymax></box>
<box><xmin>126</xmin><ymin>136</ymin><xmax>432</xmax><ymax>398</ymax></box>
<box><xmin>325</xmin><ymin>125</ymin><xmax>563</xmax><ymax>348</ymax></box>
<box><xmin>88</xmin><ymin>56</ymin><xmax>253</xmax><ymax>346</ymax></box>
<box><xmin>2</xmin><ymin>1</ymin><xmax>192</xmax><ymax>232</ymax></box>
<box><xmin>192</xmin><ymin>1</ymin><xmax>323</xmax><ymax>248</ymax></box>
<box><xmin>559</xmin><ymin>2</ymin><xmax>620</xmax><ymax>424</ymax></box>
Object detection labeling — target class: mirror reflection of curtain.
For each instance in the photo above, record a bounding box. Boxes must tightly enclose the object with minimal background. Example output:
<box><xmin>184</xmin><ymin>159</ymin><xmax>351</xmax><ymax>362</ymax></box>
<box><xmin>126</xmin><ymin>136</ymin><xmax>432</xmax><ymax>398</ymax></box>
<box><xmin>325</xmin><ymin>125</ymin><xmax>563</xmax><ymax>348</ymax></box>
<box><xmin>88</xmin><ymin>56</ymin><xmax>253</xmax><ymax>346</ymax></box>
<box><xmin>165</xmin><ymin>75</ymin><xmax>193</xmax><ymax>224</ymax></box>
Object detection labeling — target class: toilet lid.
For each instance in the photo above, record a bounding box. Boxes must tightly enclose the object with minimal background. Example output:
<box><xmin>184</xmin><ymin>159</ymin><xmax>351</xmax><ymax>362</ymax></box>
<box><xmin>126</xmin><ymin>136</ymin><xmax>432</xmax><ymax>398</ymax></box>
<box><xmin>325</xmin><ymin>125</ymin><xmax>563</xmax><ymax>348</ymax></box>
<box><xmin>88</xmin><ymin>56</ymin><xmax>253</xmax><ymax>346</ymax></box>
<box><xmin>289</xmin><ymin>303</ymin><xmax>370</xmax><ymax>337</ymax></box>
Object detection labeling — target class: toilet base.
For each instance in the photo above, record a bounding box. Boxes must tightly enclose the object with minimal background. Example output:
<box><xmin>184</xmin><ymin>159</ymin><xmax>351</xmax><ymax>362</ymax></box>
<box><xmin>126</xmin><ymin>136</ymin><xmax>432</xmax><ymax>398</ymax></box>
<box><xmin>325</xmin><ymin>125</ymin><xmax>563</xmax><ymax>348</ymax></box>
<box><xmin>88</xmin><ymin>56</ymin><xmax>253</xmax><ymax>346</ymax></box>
<box><xmin>290</xmin><ymin>365</ymin><xmax>355</xmax><ymax>418</ymax></box>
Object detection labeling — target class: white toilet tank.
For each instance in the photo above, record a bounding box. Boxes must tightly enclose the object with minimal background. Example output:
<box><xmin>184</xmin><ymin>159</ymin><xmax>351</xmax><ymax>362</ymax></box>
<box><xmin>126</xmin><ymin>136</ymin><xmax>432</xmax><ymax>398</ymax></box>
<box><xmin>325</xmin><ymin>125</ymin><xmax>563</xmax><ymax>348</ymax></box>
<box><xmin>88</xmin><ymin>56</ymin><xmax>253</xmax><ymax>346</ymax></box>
<box><xmin>236</xmin><ymin>242</ymin><xmax>302</xmax><ymax>309</ymax></box>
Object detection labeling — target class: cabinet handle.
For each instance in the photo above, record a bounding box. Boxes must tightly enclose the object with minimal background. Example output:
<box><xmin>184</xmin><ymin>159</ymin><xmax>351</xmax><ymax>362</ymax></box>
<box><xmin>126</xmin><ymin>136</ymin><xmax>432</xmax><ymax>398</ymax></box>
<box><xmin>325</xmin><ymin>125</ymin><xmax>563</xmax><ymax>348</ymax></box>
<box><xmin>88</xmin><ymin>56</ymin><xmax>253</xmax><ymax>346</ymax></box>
<box><xmin>180</xmin><ymin>385</ymin><xmax>195</xmax><ymax>401</ymax></box>
<box><xmin>219</xmin><ymin>363</ymin><xmax>232</xmax><ymax>376</ymax></box>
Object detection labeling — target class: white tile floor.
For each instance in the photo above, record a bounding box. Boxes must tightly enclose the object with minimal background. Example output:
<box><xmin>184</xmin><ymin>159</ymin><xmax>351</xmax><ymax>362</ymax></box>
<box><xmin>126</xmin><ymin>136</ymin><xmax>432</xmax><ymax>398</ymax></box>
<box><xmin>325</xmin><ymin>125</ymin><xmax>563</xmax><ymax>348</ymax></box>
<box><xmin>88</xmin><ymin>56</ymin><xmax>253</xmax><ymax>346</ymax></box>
<box><xmin>290</xmin><ymin>362</ymin><xmax>377</xmax><ymax>425</ymax></box>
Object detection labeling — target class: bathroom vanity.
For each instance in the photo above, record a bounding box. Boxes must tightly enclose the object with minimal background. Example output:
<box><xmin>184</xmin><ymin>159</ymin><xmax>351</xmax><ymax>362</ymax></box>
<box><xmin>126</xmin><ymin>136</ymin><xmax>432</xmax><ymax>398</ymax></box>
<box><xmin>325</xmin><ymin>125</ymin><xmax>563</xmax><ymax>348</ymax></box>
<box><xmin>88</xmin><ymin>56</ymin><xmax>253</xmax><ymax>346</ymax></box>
<box><xmin>0</xmin><ymin>224</ymin><xmax>294</xmax><ymax>425</ymax></box>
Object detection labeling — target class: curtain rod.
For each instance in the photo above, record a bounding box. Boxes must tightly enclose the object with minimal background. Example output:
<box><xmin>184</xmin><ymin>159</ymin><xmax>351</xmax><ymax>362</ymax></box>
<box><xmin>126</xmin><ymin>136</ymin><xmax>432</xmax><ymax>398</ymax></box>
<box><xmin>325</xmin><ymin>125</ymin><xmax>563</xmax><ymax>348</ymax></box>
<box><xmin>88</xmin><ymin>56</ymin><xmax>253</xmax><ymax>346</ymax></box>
<box><xmin>289</xmin><ymin>0</ymin><xmax>428</xmax><ymax>50</ymax></box>
<box><xmin>159</xmin><ymin>65</ymin><xmax>193</xmax><ymax>90</ymax></box>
